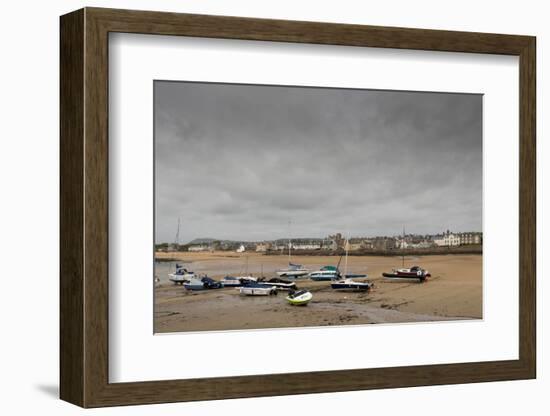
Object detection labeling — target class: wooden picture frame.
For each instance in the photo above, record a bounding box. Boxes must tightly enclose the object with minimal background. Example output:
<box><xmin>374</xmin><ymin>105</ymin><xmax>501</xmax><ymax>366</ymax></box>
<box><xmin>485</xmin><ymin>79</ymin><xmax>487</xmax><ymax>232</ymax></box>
<box><xmin>60</xmin><ymin>7</ymin><xmax>536</xmax><ymax>408</ymax></box>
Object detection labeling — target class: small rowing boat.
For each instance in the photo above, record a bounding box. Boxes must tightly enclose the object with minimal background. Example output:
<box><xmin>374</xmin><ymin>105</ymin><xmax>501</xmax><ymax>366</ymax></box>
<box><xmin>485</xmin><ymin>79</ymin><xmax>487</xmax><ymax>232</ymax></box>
<box><xmin>285</xmin><ymin>290</ymin><xmax>313</xmax><ymax>306</ymax></box>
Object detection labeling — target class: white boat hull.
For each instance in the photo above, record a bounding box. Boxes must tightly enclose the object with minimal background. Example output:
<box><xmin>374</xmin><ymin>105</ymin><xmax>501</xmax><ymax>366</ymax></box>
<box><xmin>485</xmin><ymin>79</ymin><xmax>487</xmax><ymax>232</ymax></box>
<box><xmin>286</xmin><ymin>291</ymin><xmax>313</xmax><ymax>305</ymax></box>
<box><xmin>258</xmin><ymin>281</ymin><xmax>296</xmax><ymax>290</ymax></box>
<box><xmin>168</xmin><ymin>273</ymin><xmax>195</xmax><ymax>284</ymax></box>
<box><xmin>239</xmin><ymin>286</ymin><xmax>277</xmax><ymax>296</ymax></box>
<box><xmin>276</xmin><ymin>270</ymin><xmax>309</xmax><ymax>277</ymax></box>
<box><xmin>331</xmin><ymin>279</ymin><xmax>372</xmax><ymax>291</ymax></box>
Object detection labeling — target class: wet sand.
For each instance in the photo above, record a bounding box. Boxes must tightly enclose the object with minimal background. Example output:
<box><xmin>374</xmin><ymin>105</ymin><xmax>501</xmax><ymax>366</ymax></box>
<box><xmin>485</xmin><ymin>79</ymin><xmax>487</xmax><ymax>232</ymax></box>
<box><xmin>154</xmin><ymin>252</ymin><xmax>482</xmax><ymax>333</ymax></box>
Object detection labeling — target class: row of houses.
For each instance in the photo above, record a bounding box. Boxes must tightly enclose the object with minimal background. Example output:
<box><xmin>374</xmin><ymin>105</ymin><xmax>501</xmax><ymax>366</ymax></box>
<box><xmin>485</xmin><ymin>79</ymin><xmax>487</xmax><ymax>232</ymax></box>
<box><xmin>256</xmin><ymin>239</ymin><xmax>337</xmax><ymax>252</ymax></box>
<box><xmin>432</xmin><ymin>231</ymin><xmax>482</xmax><ymax>247</ymax></box>
<box><xmin>178</xmin><ymin>230</ymin><xmax>482</xmax><ymax>253</ymax></box>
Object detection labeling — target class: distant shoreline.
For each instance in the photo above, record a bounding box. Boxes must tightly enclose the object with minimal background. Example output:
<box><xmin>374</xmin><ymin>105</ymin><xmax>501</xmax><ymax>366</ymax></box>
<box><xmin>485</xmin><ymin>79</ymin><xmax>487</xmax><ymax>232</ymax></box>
<box><xmin>264</xmin><ymin>245</ymin><xmax>482</xmax><ymax>257</ymax></box>
<box><xmin>155</xmin><ymin>245</ymin><xmax>482</xmax><ymax>260</ymax></box>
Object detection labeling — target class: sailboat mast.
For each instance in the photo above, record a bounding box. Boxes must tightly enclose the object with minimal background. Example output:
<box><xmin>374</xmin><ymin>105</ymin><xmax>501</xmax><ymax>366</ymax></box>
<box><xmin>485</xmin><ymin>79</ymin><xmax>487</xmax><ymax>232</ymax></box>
<box><xmin>402</xmin><ymin>225</ymin><xmax>405</xmax><ymax>268</ymax></box>
<box><xmin>344</xmin><ymin>238</ymin><xmax>349</xmax><ymax>278</ymax></box>
<box><xmin>288</xmin><ymin>220</ymin><xmax>291</xmax><ymax>264</ymax></box>
<box><xmin>174</xmin><ymin>217</ymin><xmax>181</xmax><ymax>246</ymax></box>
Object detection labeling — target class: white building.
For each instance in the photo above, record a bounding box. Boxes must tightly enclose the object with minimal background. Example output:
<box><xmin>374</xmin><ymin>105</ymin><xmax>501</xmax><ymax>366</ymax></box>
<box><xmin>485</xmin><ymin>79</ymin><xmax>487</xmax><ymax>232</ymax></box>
<box><xmin>188</xmin><ymin>244</ymin><xmax>209</xmax><ymax>252</ymax></box>
<box><xmin>236</xmin><ymin>244</ymin><xmax>246</xmax><ymax>253</ymax></box>
<box><xmin>434</xmin><ymin>233</ymin><xmax>460</xmax><ymax>247</ymax></box>
<box><xmin>292</xmin><ymin>242</ymin><xmax>322</xmax><ymax>250</ymax></box>
<box><xmin>459</xmin><ymin>232</ymin><xmax>482</xmax><ymax>245</ymax></box>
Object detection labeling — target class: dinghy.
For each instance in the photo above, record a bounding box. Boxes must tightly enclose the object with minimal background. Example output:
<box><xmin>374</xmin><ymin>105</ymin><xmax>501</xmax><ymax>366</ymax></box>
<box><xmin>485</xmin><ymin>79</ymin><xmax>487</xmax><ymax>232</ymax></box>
<box><xmin>184</xmin><ymin>276</ymin><xmax>223</xmax><ymax>290</ymax></box>
<box><xmin>285</xmin><ymin>290</ymin><xmax>313</xmax><ymax>306</ymax></box>
<box><xmin>239</xmin><ymin>283</ymin><xmax>277</xmax><ymax>296</ymax></box>
<box><xmin>256</xmin><ymin>277</ymin><xmax>297</xmax><ymax>291</ymax></box>
<box><xmin>331</xmin><ymin>278</ymin><xmax>372</xmax><ymax>291</ymax></box>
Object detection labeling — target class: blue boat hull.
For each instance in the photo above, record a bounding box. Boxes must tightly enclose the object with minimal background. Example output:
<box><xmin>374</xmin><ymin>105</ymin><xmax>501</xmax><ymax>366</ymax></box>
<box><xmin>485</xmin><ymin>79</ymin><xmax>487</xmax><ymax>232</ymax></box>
<box><xmin>310</xmin><ymin>276</ymin><xmax>336</xmax><ymax>281</ymax></box>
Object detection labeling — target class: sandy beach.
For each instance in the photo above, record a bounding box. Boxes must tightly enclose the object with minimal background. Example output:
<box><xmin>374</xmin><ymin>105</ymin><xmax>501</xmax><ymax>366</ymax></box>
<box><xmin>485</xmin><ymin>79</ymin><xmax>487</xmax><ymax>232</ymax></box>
<box><xmin>154</xmin><ymin>252</ymin><xmax>482</xmax><ymax>333</ymax></box>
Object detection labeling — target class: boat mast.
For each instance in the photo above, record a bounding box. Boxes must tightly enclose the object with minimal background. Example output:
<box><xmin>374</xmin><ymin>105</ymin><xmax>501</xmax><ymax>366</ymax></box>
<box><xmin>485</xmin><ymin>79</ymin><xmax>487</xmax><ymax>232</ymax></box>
<box><xmin>402</xmin><ymin>225</ymin><xmax>405</xmax><ymax>268</ymax></box>
<box><xmin>173</xmin><ymin>217</ymin><xmax>181</xmax><ymax>273</ymax></box>
<box><xmin>174</xmin><ymin>217</ymin><xmax>181</xmax><ymax>247</ymax></box>
<box><xmin>344</xmin><ymin>237</ymin><xmax>349</xmax><ymax>278</ymax></box>
<box><xmin>288</xmin><ymin>219</ymin><xmax>292</xmax><ymax>265</ymax></box>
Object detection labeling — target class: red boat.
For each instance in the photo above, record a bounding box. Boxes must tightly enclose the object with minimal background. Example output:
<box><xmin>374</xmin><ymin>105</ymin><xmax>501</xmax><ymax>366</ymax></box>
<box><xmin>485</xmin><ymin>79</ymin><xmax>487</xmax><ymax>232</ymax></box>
<box><xmin>382</xmin><ymin>266</ymin><xmax>431</xmax><ymax>282</ymax></box>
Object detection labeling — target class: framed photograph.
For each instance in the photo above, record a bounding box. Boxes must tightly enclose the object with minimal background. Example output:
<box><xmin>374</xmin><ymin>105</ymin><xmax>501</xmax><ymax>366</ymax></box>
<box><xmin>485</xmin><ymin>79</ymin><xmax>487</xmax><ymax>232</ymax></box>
<box><xmin>60</xmin><ymin>7</ymin><xmax>536</xmax><ymax>407</ymax></box>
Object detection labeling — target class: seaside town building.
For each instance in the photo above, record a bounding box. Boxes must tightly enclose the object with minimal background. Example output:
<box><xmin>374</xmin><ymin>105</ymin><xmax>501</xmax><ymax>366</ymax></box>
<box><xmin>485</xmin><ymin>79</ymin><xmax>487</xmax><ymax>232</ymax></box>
<box><xmin>345</xmin><ymin>238</ymin><xmax>365</xmax><ymax>251</ymax></box>
<box><xmin>433</xmin><ymin>231</ymin><xmax>462</xmax><ymax>247</ymax></box>
<box><xmin>328</xmin><ymin>233</ymin><xmax>345</xmax><ymax>249</ymax></box>
<box><xmin>292</xmin><ymin>241</ymin><xmax>322</xmax><ymax>250</ymax></box>
<box><xmin>255</xmin><ymin>242</ymin><xmax>272</xmax><ymax>252</ymax></box>
<box><xmin>459</xmin><ymin>232</ymin><xmax>482</xmax><ymax>245</ymax></box>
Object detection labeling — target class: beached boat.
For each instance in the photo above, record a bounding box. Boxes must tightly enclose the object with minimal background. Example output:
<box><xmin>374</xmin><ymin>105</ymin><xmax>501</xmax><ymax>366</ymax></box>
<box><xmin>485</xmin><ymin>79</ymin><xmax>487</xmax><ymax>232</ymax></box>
<box><xmin>382</xmin><ymin>266</ymin><xmax>430</xmax><ymax>281</ymax></box>
<box><xmin>239</xmin><ymin>283</ymin><xmax>278</xmax><ymax>296</ymax></box>
<box><xmin>330</xmin><ymin>240</ymin><xmax>371</xmax><ymax>291</ymax></box>
<box><xmin>184</xmin><ymin>276</ymin><xmax>224</xmax><ymax>290</ymax></box>
<box><xmin>335</xmin><ymin>238</ymin><xmax>368</xmax><ymax>280</ymax></box>
<box><xmin>277</xmin><ymin>262</ymin><xmax>310</xmax><ymax>278</ymax></box>
<box><xmin>202</xmin><ymin>276</ymin><xmax>224</xmax><ymax>289</ymax></box>
<box><xmin>231</xmin><ymin>256</ymin><xmax>259</xmax><ymax>284</ymax></box>
<box><xmin>309</xmin><ymin>270</ymin><xmax>339</xmax><ymax>281</ymax></box>
<box><xmin>183</xmin><ymin>276</ymin><xmax>206</xmax><ymax>290</ymax></box>
<box><xmin>168</xmin><ymin>264</ymin><xmax>195</xmax><ymax>285</ymax></box>
<box><xmin>331</xmin><ymin>278</ymin><xmax>372</xmax><ymax>291</ymax></box>
<box><xmin>383</xmin><ymin>227</ymin><xmax>430</xmax><ymax>282</ymax></box>
<box><xmin>309</xmin><ymin>258</ymin><xmax>344</xmax><ymax>280</ymax></box>
<box><xmin>309</xmin><ymin>265</ymin><xmax>341</xmax><ymax>281</ymax></box>
<box><xmin>256</xmin><ymin>277</ymin><xmax>297</xmax><ymax>291</ymax></box>
<box><xmin>222</xmin><ymin>275</ymin><xmax>262</xmax><ymax>287</ymax></box>
<box><xmin>276</xmin><ymin>223</ymin><xmax>310</xmax><ymax>277</ymax></box>
<box><xmin>220</xmin><ymin>276</ymin><xmax>243</xmax><ymax>287</ymax></box>
<box><xmin>285</xmin><ymin>290</ymin><xmax>313</xmax><ymax>306</ymax></box>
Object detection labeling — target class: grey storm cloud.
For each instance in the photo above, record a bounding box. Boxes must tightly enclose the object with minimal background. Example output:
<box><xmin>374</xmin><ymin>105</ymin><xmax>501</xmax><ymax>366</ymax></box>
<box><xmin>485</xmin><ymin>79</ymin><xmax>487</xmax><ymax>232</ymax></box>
<box><xmin>154</xmin><ymin>81</ymin><xmax>482</xmax><ymax>243</ymax></box>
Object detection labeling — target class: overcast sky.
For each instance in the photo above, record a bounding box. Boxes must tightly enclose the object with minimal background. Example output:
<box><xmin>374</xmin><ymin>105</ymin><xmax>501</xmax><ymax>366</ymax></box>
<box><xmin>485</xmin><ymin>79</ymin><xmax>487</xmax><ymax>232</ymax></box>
<box><xmin>154</xmin><ymin>81</ymin><xmax>482</xmax><ymax>244</ymax></box>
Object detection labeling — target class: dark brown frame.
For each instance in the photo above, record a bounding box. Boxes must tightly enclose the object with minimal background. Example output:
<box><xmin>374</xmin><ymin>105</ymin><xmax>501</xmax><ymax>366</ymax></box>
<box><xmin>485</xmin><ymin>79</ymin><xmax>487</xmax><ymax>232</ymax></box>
<box><xmin>60</xmin><ymin>7</ymin><xmax>536</xmax><ymax>408</ymax></box>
